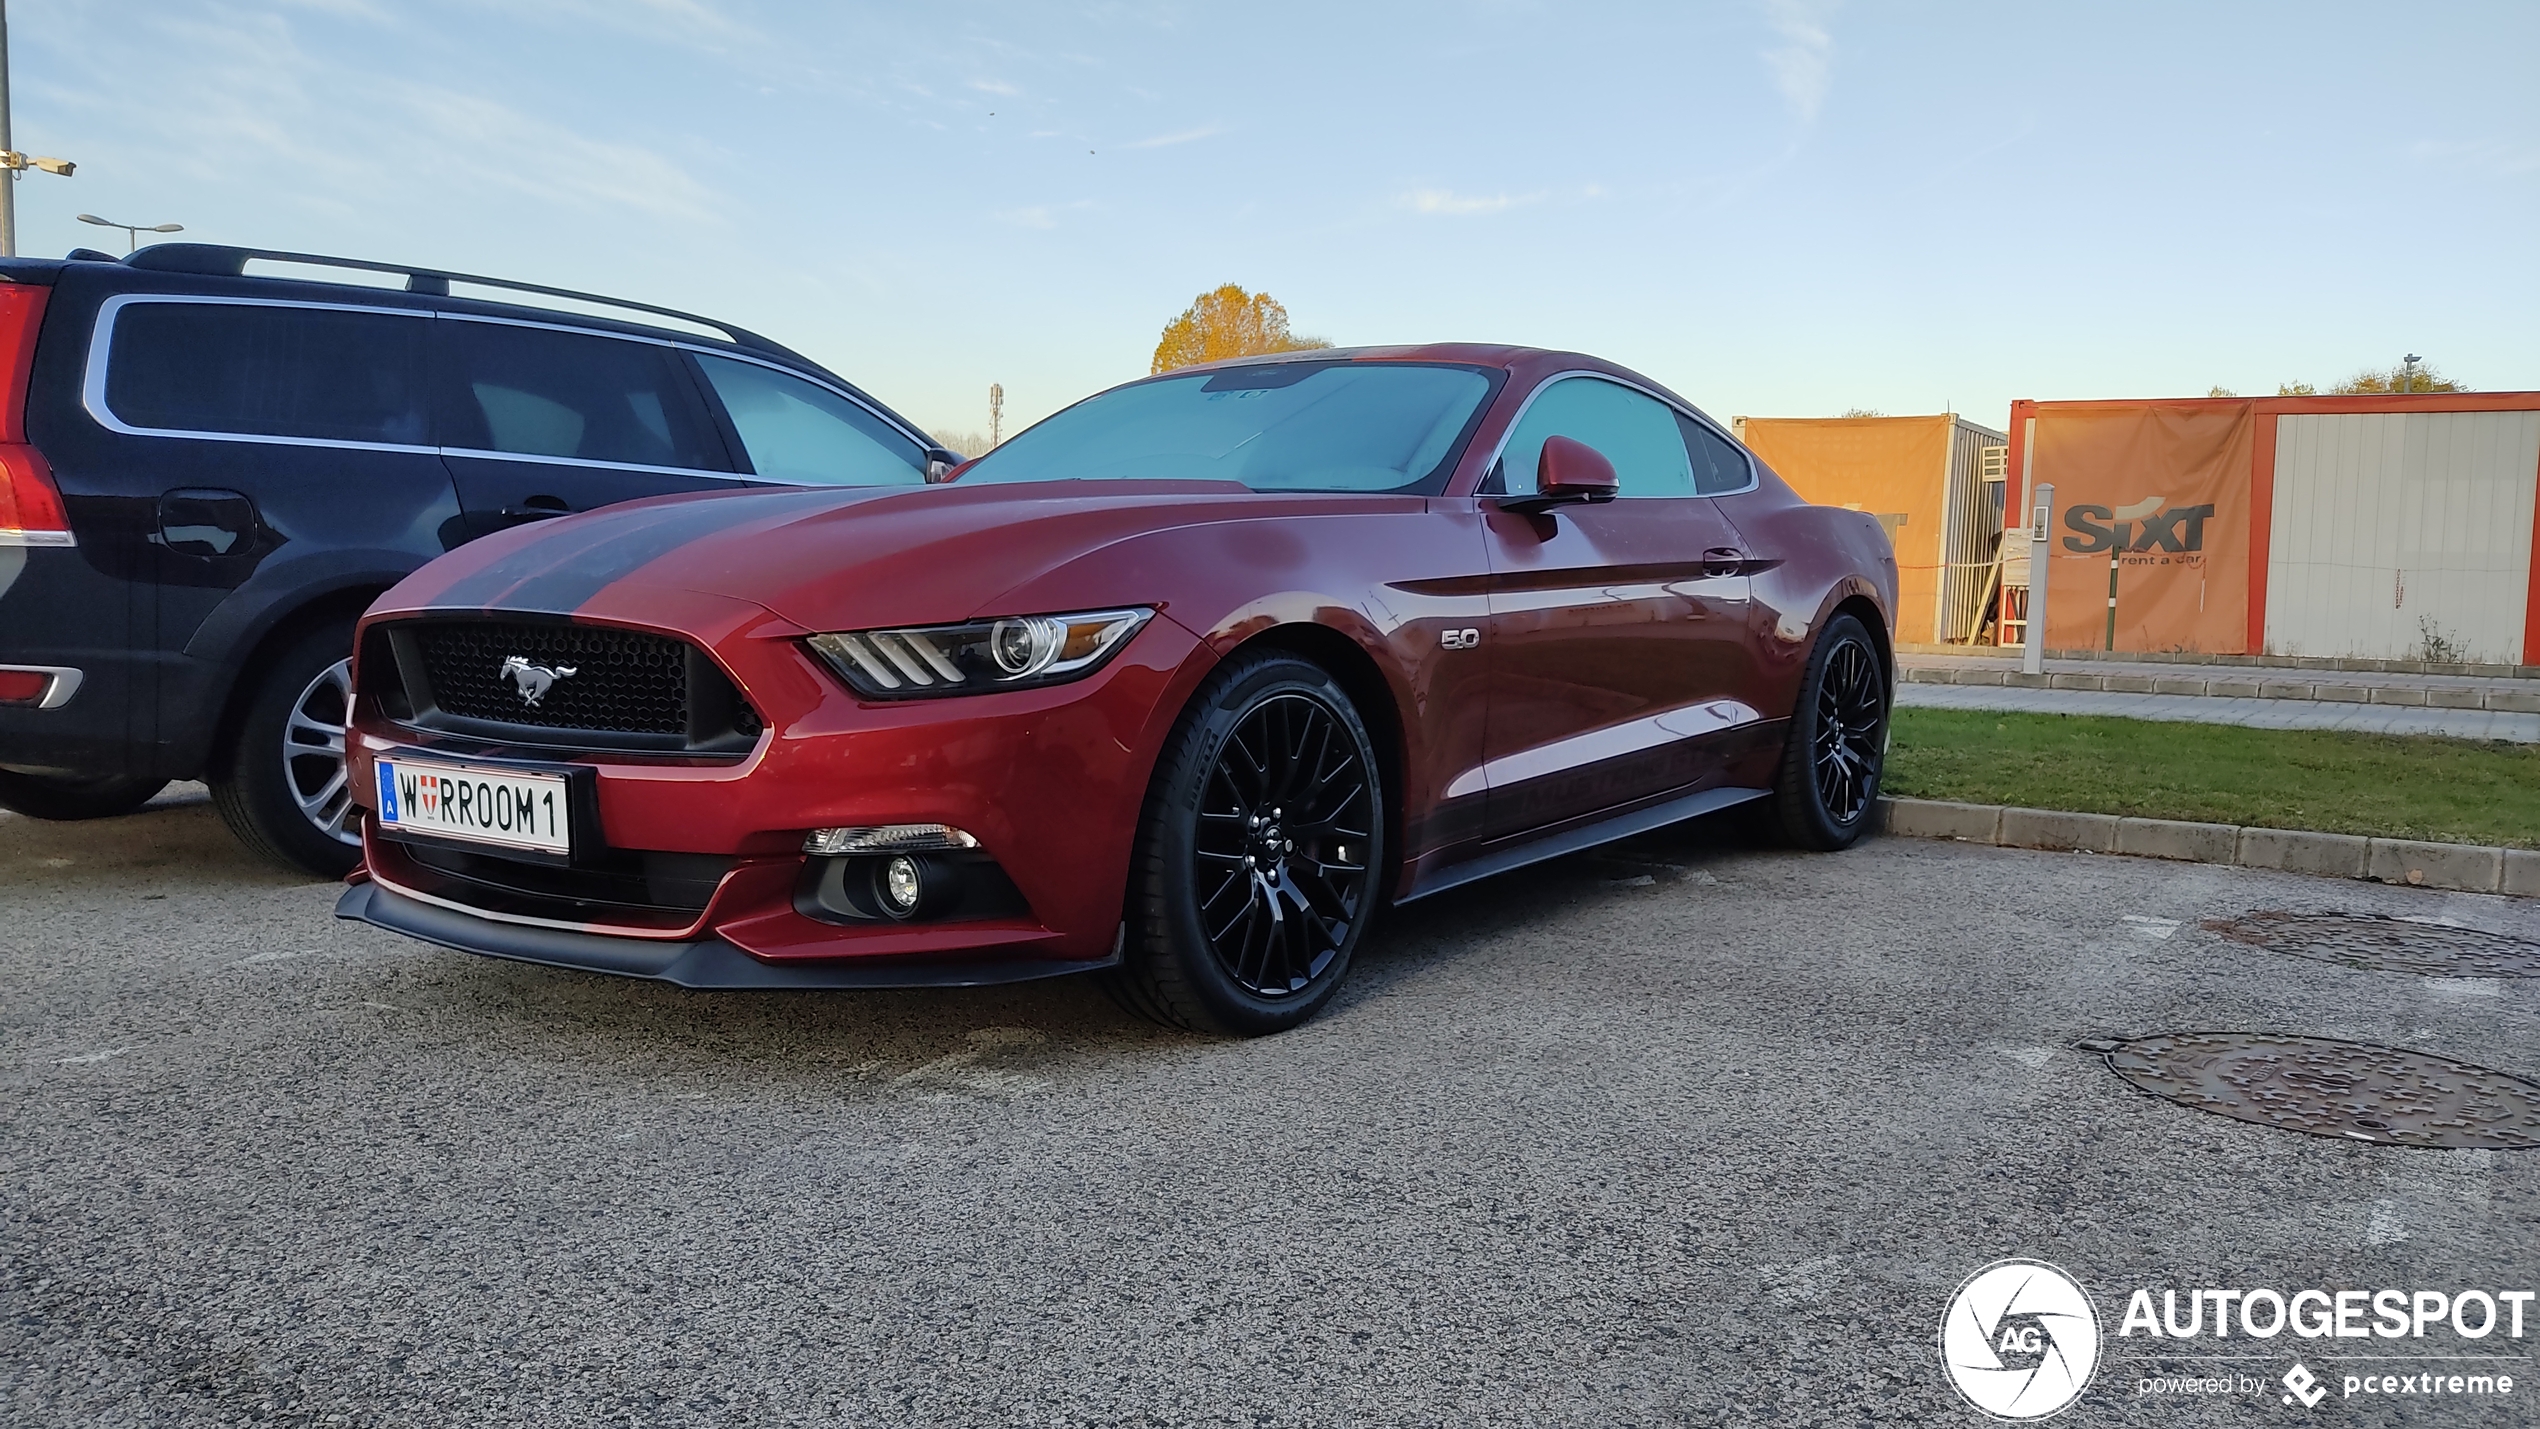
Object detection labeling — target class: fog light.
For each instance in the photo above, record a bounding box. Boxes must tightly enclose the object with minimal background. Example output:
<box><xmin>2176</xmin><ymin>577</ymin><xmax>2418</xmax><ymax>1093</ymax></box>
<box><xmin>880</xmin><ymin>855</ymin><xmax>923</xmax><ymax>916</ymax></box>
<box><xmin>802</xmin><ymin>823</ymin><xmax>979</xmax><ymax>855</ymax></box>
<box><xmin>870</xmin><ymin>852</ymin><xmax>958</xmax><ymax>921</ymax></box>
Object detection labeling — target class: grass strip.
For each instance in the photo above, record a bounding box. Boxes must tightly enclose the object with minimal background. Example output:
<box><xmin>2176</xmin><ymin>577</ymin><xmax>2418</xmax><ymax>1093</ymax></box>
<box><xmin>1886</xmin><ymin>708</ymin><xmax>2540</xmax><ymax>850</ymax></box>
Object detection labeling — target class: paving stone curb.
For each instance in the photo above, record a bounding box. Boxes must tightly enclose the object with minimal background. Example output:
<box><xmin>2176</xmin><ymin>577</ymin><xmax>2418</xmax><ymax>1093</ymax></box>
<box><xmin>1874</xmin><ymin>797</ymin><xmax>2533</xmax><ymax>898</ymax></box>
<box><xmin>1894</xmin><ymin>643</ymin><xmax>2540</xmax><ymax>680</ymax></box>
<box><xmin>1898</xmin><ymin>664</ymin><xmax>2540</xmax><ymax>711</ymax></box>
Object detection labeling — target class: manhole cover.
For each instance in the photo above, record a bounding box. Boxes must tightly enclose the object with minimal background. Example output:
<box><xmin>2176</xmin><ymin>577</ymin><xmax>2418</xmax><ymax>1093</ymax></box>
<box><xmin>2201</xmin><ymin>911</ymin><xmax>2540</xmax><ymax>979</ymax></box>
<box><xmin>2079</xmin><ymin>1033</ymin><xmax>2540</xmax><ymax>1149</ymax></box>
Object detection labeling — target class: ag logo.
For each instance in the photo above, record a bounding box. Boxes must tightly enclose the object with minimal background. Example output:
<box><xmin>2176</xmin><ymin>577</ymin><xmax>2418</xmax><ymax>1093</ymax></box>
<box><xmin>2062</xmin><ymin>494</ymin><xmax>2217</xmax><ymax>555</ymax></box>
<box><xmin>1939</xmin><ymin>1259</ymin><xmax>2101</xmax><ymax>1420</ymax></box>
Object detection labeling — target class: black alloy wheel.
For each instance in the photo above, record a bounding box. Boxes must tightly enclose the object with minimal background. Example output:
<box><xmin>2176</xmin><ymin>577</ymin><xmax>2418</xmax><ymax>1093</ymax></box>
<box><xmin>1114</xmin><ymin>652</ymin><xmax>1386</xmax><ymax>1036</ymax></box>
<box><xmin>1771</xmin><ymin>612</ymin><xmax>1888</xmax><ymax>851</ymax></box>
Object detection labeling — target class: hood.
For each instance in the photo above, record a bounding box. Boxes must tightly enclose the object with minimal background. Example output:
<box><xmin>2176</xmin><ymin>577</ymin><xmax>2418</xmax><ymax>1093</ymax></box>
<box><xmin>381</xmin><ymin>479</ymin><xmax>1401</xmax><ymax>633</ymax></box>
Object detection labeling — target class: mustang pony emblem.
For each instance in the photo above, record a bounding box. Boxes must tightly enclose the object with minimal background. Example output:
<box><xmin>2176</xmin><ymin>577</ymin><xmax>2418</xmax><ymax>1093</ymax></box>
<box><xmin>499</xmin><ymin>656</ymin><xmax>578</xmax><ymax>707</ymax></box>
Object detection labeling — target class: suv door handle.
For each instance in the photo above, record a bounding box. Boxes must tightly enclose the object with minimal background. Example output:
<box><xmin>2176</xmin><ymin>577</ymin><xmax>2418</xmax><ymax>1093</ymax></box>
<box><xmin>1703</xmin><ymin>546</ymin><xmax>1747</xmax><ymax>578</ymax></box>
<box><xmin>157</xmin><ymin>488</ymin><xmax>258</xmax><ymax>557</ymax></box>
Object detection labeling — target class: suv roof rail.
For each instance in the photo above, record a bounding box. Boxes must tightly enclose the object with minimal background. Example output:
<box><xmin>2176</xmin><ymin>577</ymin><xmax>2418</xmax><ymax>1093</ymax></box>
<box><xmin>122</xmin><ymin>243</ymin><xmax>820</xmax><ymax>369</ymax></box>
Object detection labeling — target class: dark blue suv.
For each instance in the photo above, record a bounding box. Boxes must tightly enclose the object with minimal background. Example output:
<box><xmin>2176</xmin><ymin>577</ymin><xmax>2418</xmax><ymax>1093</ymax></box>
<box><xmin>0</xmin><ymin>244</ymin><xmax>955</xmax><ymax>875</ymax></box>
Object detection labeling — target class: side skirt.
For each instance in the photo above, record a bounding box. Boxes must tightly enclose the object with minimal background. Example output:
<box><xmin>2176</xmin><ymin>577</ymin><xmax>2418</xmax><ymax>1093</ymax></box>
<box><xmin>1396</xmin><ymin>784</ymin><xmax>1771</xmax><ymax>904</ymax></box>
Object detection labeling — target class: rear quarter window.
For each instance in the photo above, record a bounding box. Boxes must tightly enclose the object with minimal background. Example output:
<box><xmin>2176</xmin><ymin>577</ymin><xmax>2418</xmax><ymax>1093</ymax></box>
<box><xmin>102</xmin><ymin>301</ymin><xmax>432</xmax><ymax>445</ymax></box>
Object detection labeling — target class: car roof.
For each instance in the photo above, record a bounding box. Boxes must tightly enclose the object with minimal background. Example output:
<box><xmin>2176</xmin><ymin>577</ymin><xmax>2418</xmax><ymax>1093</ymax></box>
<box><xmin>0</xmin><ymin>244</ymin><xmax>859</xmax><ymax>393</ymax></box>
<box><xmin>1164</xmin><ymin>344</ymin><xmax>1710</xmax><ymax>421</ymax></box>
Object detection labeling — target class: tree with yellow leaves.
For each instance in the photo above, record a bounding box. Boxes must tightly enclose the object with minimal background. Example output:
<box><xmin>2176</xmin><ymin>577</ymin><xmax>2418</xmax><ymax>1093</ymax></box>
<box><xmin>1150</xmin><ymin>284</ymin><xmax>1331</xmax><ymax>374</ymax></box>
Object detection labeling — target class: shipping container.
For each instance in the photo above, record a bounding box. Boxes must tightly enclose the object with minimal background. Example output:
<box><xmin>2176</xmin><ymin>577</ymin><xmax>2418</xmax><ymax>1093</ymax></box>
<box><xmin>2002</xmin><ymin>392</ymin><xmax>2540</xmax><ymax>663</ymax></box>
<box><xmin>1733</xmin><ymin>414</ymin><xmax>2009</xmax><ymax>645</ymax></box>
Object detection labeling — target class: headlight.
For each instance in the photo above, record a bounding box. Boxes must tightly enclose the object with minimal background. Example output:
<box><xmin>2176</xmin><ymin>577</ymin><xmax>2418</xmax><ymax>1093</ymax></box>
<box><xmin>806</xmin><ymin>608</ymin><xmax>1152</xmax><ymax>699</ymax></box>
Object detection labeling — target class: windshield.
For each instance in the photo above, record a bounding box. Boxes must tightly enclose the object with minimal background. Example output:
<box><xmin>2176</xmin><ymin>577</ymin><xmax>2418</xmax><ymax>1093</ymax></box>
<box><xmin>957</xmin><ymin>362</ymin><xmax>1497</xmax><ymax>493</ymax></box>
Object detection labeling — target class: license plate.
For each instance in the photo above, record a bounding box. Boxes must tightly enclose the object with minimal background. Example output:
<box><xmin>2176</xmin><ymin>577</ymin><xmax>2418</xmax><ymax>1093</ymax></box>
<box><xmin>374</xmin><ymin>756</ymin><xmax>571</xmax><ymax>855</ymax></box>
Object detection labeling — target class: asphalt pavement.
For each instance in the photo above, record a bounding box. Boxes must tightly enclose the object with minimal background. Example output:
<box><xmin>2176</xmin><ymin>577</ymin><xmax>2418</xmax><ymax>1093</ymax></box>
<box><xmin>4</xmin><ymin>786</ymin><xmax>2535</xmax><ymax>1427</ymax></box>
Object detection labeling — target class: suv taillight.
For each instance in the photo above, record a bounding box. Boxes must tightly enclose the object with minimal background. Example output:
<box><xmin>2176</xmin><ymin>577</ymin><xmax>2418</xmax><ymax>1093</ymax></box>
<box><xmin>0</xmin><ymin>443</ymin><xmax>70</xmax><ymax>546</ymax></box>
<box><xmin>0</xmin><ymin>283</ymin><xmax>64</xmax><ymax>547</ymax></box>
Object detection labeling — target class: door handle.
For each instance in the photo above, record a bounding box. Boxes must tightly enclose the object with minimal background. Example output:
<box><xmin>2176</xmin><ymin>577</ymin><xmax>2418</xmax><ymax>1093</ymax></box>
<box><xmin>499</xmin><ymin>495</ymin><xmax>574</xmax><ymax>522</ymax></box>
<box><xmin>157</xmin><ymin>488</ymin><xmax>258</xmax><ymax>557</ymax></box>
<box><xmin>1703</xmin><ymin>547</ymin><xmax>1748</xmax><ymax>578</ymax></box>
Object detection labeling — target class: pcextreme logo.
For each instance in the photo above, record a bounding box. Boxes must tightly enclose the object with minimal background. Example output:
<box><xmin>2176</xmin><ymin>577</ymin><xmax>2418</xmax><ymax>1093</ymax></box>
<box><xmin>2061</xmin><ymin>494</ymin><xmax>2218</xmax><ymax>557</ymax></box>
<box><xmin>1939</xmin><ymin>1259</ymin><xmax>2101</xmax><ymax>1420</ymax></box>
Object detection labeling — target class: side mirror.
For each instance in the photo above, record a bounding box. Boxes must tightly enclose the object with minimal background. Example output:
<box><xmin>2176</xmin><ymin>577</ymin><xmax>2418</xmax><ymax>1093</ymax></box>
<box><xmin>1502</xmin><ymin>435</ymin><xmax>1619</xmax><ymax>513</ymax></box>
<box><xmin>923</xmin><ymin>447</ymin><xmax>962</xmax><ymax>484</ymax></box>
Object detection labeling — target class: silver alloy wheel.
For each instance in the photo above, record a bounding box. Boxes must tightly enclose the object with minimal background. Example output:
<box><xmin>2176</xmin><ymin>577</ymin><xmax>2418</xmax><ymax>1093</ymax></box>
<box><xmin>283</xmin><ymin>657</ymin><xmax>359</xmax><ymax>846</ymax></box>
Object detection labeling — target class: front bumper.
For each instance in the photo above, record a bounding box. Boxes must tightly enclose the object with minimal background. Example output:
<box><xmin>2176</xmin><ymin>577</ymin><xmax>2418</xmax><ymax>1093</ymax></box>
<box><xmin>336</xmin><ymin>879</ymin><xmax>1121</xmax><ymax>988</ymax></box>
<box><xmin>342</xmin><ymin>597</ymin><xmax>1210</xmax><ymax>980</ymax></box>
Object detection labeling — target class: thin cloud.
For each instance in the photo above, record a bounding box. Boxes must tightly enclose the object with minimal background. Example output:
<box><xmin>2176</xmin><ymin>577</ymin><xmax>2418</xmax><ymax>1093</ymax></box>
<box><xmin>1761</xmin><ymin>0</ymin><xmax>1835</xmax><ymax>122</ymax></box>
<box><xmin>481</xmin><ymin>0</ymin><xmax>759</xmax><ymax>47</ymax></box>
<box><xmin>1123</xmin><ymin>126</ymin><xmax>1220</xmax><ymax>150</ymax></box>
<box><xmin>969</xmin><ymin>78</ymin><xmax>1020</xmax><ymax>96</ymax></box>
<box><xmin>1401</xmin><ymin>188</ymin><xmax>1542</xmax><ymax>217</ymax></box>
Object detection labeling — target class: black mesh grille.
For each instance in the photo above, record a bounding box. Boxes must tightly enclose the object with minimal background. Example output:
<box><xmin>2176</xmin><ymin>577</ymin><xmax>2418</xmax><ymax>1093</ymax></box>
<box><xmin>410</xmin><ymin>621</ymin><xmax>693</xmax><ymax>734</ymax></box>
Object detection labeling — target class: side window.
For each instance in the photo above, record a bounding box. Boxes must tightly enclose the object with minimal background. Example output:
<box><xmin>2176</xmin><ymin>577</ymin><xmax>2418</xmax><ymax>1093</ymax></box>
<box><xmin>692</xmin><ymin>355</ymin><xmax>927</xmax><ymax>487</ymax></box>
<box><xmin>438</xmin><ymin>320</ymin><xmax>727</xmax><ymax>470</ymax></box>
<box><xmin>1496</xmin><ymin>377</ymin><xmax>1696</xmax><ymax>498</ymax></box>
<box><xmin>1677</xmin><ymin>413</ymin><xmax>1753</xmax><ymax>496</ymax></box>
<box><xmin>104</xmin><ymin>302</ymin><xmax>430</xmax><ymax>445</ymax></box>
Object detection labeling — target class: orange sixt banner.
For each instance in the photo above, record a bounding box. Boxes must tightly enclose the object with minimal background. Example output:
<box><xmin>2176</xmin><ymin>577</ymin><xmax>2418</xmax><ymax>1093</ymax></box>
<box><xmin>2017</xmin><ymin>401</ymin><xmax>2255</xmax><ymax>654</ymax></box>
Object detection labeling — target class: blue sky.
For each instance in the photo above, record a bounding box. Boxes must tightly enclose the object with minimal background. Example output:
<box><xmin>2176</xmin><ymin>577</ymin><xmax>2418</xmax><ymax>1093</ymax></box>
<box><xmin>10</xmin><ymin>1</ymin><xmax>2535</xmax><ymax>439</ymax></box>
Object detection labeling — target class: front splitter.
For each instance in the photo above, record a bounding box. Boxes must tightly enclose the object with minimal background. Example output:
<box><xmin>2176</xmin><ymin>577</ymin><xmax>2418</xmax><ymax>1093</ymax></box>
<box><xmin>335</xmin><ymin>880</ymin><xmax>1119</xmax><ymax>989</ymax></box>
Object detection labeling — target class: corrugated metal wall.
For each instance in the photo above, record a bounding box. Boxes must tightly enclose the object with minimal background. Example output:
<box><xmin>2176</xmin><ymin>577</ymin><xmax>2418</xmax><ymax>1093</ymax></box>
<box><xmin>2265</xmin><ymin>410</ymin><xmax>2540</xmax><ymax>662</ymax></box>
<box><xmin>1937</xmin><ymin>417</ymin><xmax>2008</xmax><ymax>643</ymax></box>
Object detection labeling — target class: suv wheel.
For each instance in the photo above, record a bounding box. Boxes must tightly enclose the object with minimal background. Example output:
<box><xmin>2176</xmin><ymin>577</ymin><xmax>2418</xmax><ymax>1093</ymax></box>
<box><xmin>210</xmin><ymin>621</ymin><xmax>363</xmax><ymax>878</ymax></box>
<box><xmin>0</xmin><ymin>771</ymin><xmax>169</xmax><ymax>821</ymax></box>
<box><xmin>1112</xmin><ymin>652</ymin><xmax>1386</xmax><ymax>1037</ymax></box>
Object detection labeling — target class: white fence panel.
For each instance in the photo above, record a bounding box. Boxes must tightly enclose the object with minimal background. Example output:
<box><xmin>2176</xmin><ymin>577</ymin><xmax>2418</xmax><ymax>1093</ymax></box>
<box><xmin>2265</xmin><ymin>410</ymin><xmax>2538</xmax><ymax>662</ymax></box>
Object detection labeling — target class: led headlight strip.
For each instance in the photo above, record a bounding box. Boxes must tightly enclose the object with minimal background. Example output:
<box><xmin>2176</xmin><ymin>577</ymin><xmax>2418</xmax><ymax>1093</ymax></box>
<box><xmin>807</xmin><ymin>608</ymin><xmax>1151</xmax><ymax>699</ymax></box>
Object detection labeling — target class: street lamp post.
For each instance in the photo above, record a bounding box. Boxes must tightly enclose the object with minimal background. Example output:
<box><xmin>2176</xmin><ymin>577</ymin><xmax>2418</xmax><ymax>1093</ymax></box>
<box><xmin>2401</xmin><ymin>353</ymin><xmax>2422</xmax><ymax>395</ymax></box>
<box><xmin>77</xmin><ymin>213</ymin><xmax>181</xmax><ymax>254</ymax></box>
<box><xmin>0</xmin><ymin>0</ymin><xmax>80</xmax><ymax>257</ymax></box>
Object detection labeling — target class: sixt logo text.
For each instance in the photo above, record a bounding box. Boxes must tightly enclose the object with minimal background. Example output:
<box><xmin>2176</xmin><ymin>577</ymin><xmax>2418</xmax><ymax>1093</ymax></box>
<box><xmin>2063</xmin><ymin>500</ymin><xmax>2217</xmax><ymax>555</ymax></box>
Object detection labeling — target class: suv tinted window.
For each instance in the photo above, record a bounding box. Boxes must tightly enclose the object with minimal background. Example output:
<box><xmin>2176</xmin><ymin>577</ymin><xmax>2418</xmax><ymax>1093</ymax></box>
<box><xmin>1498</xmin><ymin>376</ymin><xmax>1696</xmax><ymax>498</ymax></box>
<box><xmin>439</xmin><ymin>319</ymin><xmax>727</xmax><ymax>470</ymax></box>
<box><xmin>693</xmin><ymin>354</ymin><xmax>926</xmax><ymax>486</ymax></box>
<box><xmin>105</xmin><ymin>301</ymin><xmax>431</xmax><ymax>445</ymax></box>
<box><xmin>1676</xmin><ymin>413</ymin><xmax>1751</xmax><ymax>495</ymax></box>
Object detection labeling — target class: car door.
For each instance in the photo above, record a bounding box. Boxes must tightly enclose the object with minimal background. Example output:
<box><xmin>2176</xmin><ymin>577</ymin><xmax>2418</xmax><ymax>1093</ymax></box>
<box><xmin>433</xmin><ymin>316</ymin><xmax>744</xmax><ymax>541</ymax></box>
<box><xmin>1476</xmin><ymin>374</ymin><xmax>1760</xmax><ymax>837</ymax></box>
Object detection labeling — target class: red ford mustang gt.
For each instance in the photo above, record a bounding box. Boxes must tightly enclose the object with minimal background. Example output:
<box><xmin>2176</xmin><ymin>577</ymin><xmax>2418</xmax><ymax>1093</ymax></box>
<box><xmin>336</xmin><ymin>345</ymin><xmax>1897</xmax><ymax>1034</ymax></box>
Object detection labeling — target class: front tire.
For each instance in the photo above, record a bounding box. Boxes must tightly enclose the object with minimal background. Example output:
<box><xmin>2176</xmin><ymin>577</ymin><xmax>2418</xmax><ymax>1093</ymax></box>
<box><xmin>1114</xmin><ymin>653</ymin><xmax>1386</xmax><ymax>1036</ymax></box>
<box><xmin>209</xmin><ymin>621</ymin><xmax>363</xmax><ymax>879</ymax></box>
<box><xmin>0</xmin><ymin>771</ymin><xmax>168</xmax><ymax>821</ymax></box>
<box><xmin>1770</xmin><ymin>612</ymin><xmax>1888</xmax><ymax>851</ymax></box>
